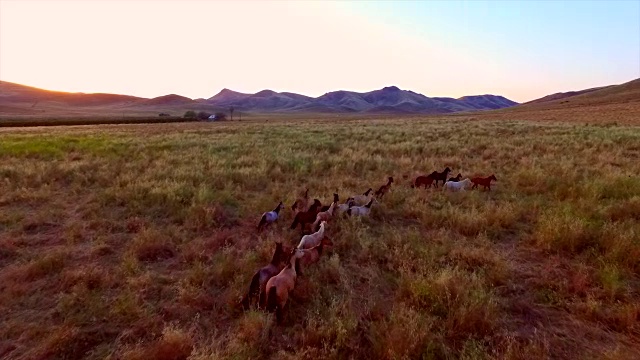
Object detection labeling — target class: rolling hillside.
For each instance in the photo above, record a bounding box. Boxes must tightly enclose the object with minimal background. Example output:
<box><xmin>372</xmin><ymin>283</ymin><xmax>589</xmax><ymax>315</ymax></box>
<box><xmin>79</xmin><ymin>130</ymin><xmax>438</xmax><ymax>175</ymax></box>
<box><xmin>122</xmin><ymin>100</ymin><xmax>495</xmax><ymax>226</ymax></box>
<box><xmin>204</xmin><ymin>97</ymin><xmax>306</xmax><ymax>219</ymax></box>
<box><xmin>475</xmin><ymin>78</ymin><xmax>640</xmax><ymax>123</ymax></box>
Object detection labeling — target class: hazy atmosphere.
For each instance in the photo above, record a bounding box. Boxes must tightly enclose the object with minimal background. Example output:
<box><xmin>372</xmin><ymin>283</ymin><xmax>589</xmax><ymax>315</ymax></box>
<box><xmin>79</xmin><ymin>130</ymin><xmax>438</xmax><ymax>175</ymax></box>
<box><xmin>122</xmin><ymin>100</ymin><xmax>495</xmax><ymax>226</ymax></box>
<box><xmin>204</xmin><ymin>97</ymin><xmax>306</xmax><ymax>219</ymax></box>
<box><xmin>2</xmin><ymin>1</ymin><xmax>640</xmax><ymax>360</ymax></box>
<box><xmin>1</xmin><ymin>0</ymin><xmax>638</xmax><ymax>102</ymax></box>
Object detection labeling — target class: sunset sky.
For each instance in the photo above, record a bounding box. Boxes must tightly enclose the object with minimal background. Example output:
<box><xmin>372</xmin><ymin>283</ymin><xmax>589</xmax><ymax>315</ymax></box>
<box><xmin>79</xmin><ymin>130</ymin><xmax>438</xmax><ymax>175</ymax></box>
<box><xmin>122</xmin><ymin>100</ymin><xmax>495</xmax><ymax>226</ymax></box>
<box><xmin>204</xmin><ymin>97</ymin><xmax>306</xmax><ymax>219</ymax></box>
<box><xmin>1</xmin><ymin>0</ymin><xmax>638</xmax><ymax>103</ymax></box>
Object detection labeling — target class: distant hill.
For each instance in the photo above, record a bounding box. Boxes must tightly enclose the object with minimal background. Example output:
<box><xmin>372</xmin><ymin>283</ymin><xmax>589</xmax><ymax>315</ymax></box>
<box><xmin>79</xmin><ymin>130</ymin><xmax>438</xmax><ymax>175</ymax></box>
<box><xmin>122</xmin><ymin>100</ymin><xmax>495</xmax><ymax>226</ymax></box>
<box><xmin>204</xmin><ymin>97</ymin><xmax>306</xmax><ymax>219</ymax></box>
<box><xmin>0</xmin><ymin>81</ymin><xmax>142</xmax><ymax>107</ymax></box>
<box><xmin>140</xmin><ymin>94</ymin><xmax>194</xmax><ymax>106</ymax></box>
<box><xmin>0</xmin><ymin>80</ymin><xmax>519</xmax><ymax>117</ymax></box>
<box><xmin>205</xmin><ymin>85</ymin><xmax>519</xmax><ymax>114</ymax></box>
<box><xmin>514</xmin><ymin>78</ymin><xmax>640</xmax><ymax>110</ymax></box>
<box><xmin>477</xmin><ymin>78</ymin><xmax>640</xmax><ymax>124</ymax></box>
<box><xmin>522</xmin><ymin>87</ymin><xmax>607</xmax><ymax>105</ymax></box>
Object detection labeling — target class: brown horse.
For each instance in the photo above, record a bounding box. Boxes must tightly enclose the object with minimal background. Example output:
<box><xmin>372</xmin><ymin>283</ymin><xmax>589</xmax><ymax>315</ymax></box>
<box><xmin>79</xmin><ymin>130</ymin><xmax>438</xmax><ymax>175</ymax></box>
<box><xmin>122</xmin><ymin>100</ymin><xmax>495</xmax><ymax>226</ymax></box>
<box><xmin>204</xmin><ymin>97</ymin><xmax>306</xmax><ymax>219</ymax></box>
<box><xmin>290</xmin><ymin>199</ymin><xmax>322</xmax><ymax>232</ymax></box>
<box><xmin>411</xmin><ymin>172</ymin><xmax>437</xmax><ymax>189</ymax></box>
<box><xmin>240</xmin><ymin>242</ymin><xmax>289</xmax><ymax>310</ymax></box>
<box><xmin>471</xmin><ymin>174</ymin><xmax>497</xmax><ymax>191</ymax></box>
<box><xmin>265</xmin><ymin>248</ymin><xmax>305</xmax><ymax>323</ymax></box>
<box><xmin>448</xmin><ymin>173</ymin><xmax>462</xmax><ymax>182</ymax></box>
<box><xmin>291</xmin><ymin>188</ymin><xmax>310</xmax><ymax>213</ymax></box>
<box><xmin>296</xmin><ymin>237</ymin><xmax>333</xmax><ymax>276</ymax></box>
<box><xmin>431</xmin><ymin>167</ymin><xmax>451</xmax><ymax>187</ymax></box>
<box><xmin>375</xmin><ymin>176</ymin><xmax>394</xmax><ymax>199</ymax></box>
<box><xmin>313</xmin><ymin>197</ymin><xmax>338</xmax><ymax>232</ymax></box>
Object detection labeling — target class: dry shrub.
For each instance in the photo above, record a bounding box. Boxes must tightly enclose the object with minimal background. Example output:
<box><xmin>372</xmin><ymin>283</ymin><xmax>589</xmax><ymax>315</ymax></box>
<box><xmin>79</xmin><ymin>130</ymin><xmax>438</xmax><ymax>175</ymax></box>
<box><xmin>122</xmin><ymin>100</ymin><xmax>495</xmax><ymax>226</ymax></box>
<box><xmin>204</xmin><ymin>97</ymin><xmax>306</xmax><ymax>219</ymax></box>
<box><xmin>117</xmin><ymin>316</ymin><xmax>165</xmax><ymax>344</ymax></box>
<box><xmin>124</xmin><ymin>326</ymin><xmax>193</xmax><ymax>360</ymax></box>
<box><xmin>92</xmin><ymin>243</ymin><xmax>114</xmax><ymax>257</ymax></box>
<box><xmin>0</xmin><ymin>239</ymin><xmax>19</xmax><ymax>263</ymax></box>
<box><xmin>514</xmin><ymin>169</ymin><xmax>547</xmax><ymax>195</ymax></box>
<box><xmin>447</xmin><ymin>209</ymin><xmax>488</xmax><ymax>237</ymax></box>
<box><xmin>567</xmin><ymin>266</ymin><xmax>592</xmax><ymax>297</ymax></box>
<box><xmin>231</xmin><ymin>310</ymin><xmax>271</xmax><ymax>349</ymax></box>
<box><xmin>0</xmin><ymin>342</ymin><xmax>17</xmax><ymax>358</ymax></box>
<box><xmin>532</xmin><ymin>210</ymin><xmax>599</xmax><ymax>253</ymax></box>
<box><xmin>177</xmin><ymin>285</ymin><xmax>215</xmax><ymax>312</ymax></box>
<box><xmin>597</xmin><ymin>224</ymin><xmax>640</xmax><ymax>274</ymax></box>
<box><xmin>20</xmin><ymin>251</ymin><xmax>67</xmax><ymax>281</ymax></box>
<box><xmin>369</xmin><ymin>305</ymin><xmax>437</xmax><ymax>360</ymax></box>
<box><xmin>33</xmin><ymin>325</ymin><xmax>118</xmax><ymax>360</ymax></box>
<box><xmin>131</xmin><ymin>229</ymin><xmax>175</xmax><ymax>262</ymax></box>
<box><xmin>126</xmin><ymin>216</ymin><xmax>147</xmax><ymax>233</ymax></box>
<box><xmin>499</xmin><ymin>337</ymin><xmax>550</xmax><ymax>360</ymax></box>
<box><xmin>60</xmin><ymin>266</ymin><xmax>110</xmax><ymax>292</ymax></box>
<box><xmin>604</xmin><ymin>196</ymin><xmax>640</xmax><ymax>222</ymax></box>
<box><xmin>184</xmin><ymin>204</ymin><xmax>239</xmax><ymax>231</ymax></box>
<box><xmin>294</xmin><ymin>296</ymin><xmax>358</xmax><ymax>353</ymax></box>
<box><xmin>448</xmin><ymin>245</ymin><xmax>509</xmax><ymax>286</ymax></box>
<box><xmin>578</xmin><ymin>300</ymin><xmax>639</xmax><ymax>334</ymax></box>
<box><xmin>597</xmin><ymin>264</ymin><xmax>628</xmax><ymax>301</ymax></box>
<box><xmin>399</xmin><ymin>268</ymin><xmax>498</xmax><ymax>342</ymax></box>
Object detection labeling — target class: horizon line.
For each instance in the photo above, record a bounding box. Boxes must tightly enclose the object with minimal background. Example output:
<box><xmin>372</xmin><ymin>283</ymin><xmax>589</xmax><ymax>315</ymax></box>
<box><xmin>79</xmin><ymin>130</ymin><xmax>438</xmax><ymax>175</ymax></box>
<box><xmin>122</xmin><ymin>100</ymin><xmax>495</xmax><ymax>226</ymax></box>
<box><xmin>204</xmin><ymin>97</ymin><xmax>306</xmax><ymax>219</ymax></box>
<box><xmin>1</xmin><ymin>77</ymin><xmax>637</xmax><ymax>103</ymax></box>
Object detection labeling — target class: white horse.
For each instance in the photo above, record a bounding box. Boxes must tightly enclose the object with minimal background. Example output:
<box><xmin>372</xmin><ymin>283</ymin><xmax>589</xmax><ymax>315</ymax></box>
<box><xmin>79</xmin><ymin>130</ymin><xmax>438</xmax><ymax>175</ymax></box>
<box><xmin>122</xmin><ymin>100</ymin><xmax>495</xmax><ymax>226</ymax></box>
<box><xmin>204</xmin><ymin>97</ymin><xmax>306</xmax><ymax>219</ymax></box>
<box><xmin>443</xmin><ymin>178</ymin><xmax>472</xmax><ymax>192</ymax></box>
<box><xmin>346</xmin><ymin>198</ymin><xmax>375</xmax><ymax>216</ymax></box>
<box><xmin>297</xmin><ymin>221</ymin><xmax>327</xmax><ymax>249</ymax></box>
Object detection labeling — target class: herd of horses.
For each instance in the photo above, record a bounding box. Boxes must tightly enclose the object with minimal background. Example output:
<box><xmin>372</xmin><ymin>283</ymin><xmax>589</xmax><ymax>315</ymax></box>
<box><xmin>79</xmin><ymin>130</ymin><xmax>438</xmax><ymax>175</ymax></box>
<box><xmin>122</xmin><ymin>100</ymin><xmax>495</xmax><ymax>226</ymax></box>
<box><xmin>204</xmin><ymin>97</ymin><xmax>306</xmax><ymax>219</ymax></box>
<box><xmin>242</xmin><ymin>167</ymin><xmax>498</xmax><ymax>323</ymax></box>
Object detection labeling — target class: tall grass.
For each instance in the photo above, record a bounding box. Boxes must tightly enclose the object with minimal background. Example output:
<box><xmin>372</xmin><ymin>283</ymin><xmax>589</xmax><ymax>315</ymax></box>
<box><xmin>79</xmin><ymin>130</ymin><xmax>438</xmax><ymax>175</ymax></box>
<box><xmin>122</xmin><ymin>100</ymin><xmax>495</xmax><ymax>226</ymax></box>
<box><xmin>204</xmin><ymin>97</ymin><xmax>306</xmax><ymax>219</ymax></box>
<box><xmin>0</xmin><ymin>118</ymin><xmax>639</xmax><ymax>359</ymax></box>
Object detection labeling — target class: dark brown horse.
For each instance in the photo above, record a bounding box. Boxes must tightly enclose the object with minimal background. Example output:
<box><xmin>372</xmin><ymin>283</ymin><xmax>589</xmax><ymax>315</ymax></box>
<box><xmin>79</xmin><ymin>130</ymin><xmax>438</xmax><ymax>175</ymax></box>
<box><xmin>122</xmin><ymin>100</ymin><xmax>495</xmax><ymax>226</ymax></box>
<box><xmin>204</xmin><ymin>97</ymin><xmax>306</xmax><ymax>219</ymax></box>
<box><xmin>375</xmin><ymin>176</ymin><xmax>394</xmax><ymax>199</ymax></box>
<box><xmin>290</xmin><ymin>199</ymin><xmax>322</xmax><ymax>232</ymax></box>
<box><xmin>411</xmin><ymin>171</ymin><xmax>437</xmax><ymax>189</ymax></box>
<box><xmin>429</xmin><ymin>167</ymin><xmax>451</xmax><ymax>187</ymax></box>
<box><xmin>471</xmin><ymin>174</ymin><xmax>497</xmax><ymax>191</ymax></box>
<box><xmin>240</xmin><ymin>242</ymin><xmax>289</xmax><ymax>310</ymax></box>
<box><xmin>448</xmin><ymin>173</ymin><xmax>462</xmax><ymax>182</ymax></box>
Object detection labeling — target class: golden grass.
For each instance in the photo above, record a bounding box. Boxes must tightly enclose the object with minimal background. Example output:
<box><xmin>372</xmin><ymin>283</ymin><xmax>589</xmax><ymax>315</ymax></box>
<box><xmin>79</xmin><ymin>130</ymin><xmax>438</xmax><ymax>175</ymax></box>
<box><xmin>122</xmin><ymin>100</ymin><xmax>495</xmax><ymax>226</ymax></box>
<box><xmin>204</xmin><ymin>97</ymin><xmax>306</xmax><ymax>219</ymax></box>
<box><xmin>0</xmin><ymin>117</ymin><xmax>639</xmax><ymax>359</ymax></box>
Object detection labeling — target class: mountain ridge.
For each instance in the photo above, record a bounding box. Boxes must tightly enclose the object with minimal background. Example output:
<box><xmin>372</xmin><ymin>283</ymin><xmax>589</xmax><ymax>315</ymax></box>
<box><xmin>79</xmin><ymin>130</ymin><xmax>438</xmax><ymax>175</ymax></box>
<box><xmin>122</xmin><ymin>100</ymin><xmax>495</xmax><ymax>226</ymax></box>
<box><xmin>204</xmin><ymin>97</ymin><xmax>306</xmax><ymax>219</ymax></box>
<box><xmin>204</xmin><ymin>85</ymin><xmax>519</xmax><ymax>113</ymax></box>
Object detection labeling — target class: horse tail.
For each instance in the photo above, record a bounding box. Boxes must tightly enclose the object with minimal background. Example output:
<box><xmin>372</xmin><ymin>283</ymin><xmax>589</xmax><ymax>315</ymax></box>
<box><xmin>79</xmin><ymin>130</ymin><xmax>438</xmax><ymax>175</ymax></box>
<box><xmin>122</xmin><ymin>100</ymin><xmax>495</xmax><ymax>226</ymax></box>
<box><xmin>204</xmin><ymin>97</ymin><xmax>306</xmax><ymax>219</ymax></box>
<box><xmin>242</xmin><ymin>271</ymin><xmax>261</xmax><ymax>309</ymax></box>
<box><xmin>257</xmin><ymin>214</ymin><xmax>267</xmax><ymax>229</ymax></box>
<box><xmin>275</xmin><ymin>303</ymin><xmax>283</xmax><ymax>323</ymax></box>
<box><xmin>295</xmin><ymin>258</ymin><xmax>302</xmax><ymax>277</ymax></box>
<box><xmin>266</xmin><ymin>286</ymin><xmax>278</xmax><ymax>313</ymax></box>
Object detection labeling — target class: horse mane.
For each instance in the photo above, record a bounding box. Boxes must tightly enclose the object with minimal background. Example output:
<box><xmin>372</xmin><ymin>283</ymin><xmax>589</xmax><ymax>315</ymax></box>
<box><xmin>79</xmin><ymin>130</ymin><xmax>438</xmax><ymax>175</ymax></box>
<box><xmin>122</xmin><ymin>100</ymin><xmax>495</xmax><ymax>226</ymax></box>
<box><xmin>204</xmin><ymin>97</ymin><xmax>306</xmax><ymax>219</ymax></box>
<box><xmin>310</xmin><ymin>199</ymin><xmax>321</xmax><ymax>211</ymax></box>
<box><xmin>270</xmin><ymin>242</ymin><xmax>284</xmax><ymax>265</ymax></box>
<box><xmin>365</xmin><ymin>198</ymin><xmax>374</xmax><ymax>208</ymax></box>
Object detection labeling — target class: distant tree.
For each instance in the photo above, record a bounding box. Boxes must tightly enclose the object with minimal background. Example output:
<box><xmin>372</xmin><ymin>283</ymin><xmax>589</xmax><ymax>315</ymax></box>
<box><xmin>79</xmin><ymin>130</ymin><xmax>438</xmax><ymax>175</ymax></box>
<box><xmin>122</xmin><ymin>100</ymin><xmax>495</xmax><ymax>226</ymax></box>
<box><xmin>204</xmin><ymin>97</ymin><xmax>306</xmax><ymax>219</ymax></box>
<box><xmin>197</xmin><ymin>111</ymin><xmax>212</xmax><ymax>120</ymax></box>
<box><xmin>214</xmin><ymin>112</ymin><xmax>227</xmax><ymax>121</ymax></box>
<box><xmin>184</xmin><ymin>110</ymin><xmax>197</xmax><ymax>119</ymax></box>
<box><xmin>229</xmin><ymin>106</ymin><xmax>235</xmax><ymax>121</ymax></box>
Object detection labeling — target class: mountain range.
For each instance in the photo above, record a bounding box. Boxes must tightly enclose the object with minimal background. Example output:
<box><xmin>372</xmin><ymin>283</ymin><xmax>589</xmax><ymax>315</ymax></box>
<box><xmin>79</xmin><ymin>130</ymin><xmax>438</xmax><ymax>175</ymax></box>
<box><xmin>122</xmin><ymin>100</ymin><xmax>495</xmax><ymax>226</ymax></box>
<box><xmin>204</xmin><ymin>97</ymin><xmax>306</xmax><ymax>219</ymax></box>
<box><xmin>2</xmin><ymin>78</ymin><xmax>638</xmax><ymax>120</ymax></box>
<box><xmin>0</xmin><ymin>81</ymin><xmax>518</xmax><ymax>116</ymax></box>
<box><xmin>205</xmin><ymin>86</ymin><xmax>518</xmax><ymax>113</ymax></box>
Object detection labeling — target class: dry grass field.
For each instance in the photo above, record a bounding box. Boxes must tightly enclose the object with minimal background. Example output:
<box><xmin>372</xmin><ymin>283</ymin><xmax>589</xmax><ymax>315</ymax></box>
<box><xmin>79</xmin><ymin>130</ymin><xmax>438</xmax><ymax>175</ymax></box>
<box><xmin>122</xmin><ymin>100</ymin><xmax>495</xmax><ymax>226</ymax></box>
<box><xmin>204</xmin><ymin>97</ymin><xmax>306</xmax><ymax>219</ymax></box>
<box><xmin>1</xmin><ymin>117</ymin><xmax>639</xmax><ymax>360</ymax></box>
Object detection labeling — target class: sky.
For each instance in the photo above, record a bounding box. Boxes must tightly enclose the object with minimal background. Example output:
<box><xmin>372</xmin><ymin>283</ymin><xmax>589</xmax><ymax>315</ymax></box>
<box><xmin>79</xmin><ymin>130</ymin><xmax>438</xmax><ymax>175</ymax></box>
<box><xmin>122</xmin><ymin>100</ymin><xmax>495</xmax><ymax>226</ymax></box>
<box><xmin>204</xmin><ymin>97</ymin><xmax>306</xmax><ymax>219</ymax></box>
<box><xmin>0</xmin><ymin>0</ymin><xmax>638</xmax><ymax>103</ymax></box>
